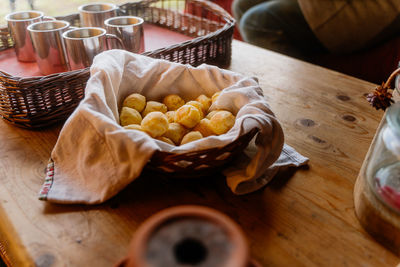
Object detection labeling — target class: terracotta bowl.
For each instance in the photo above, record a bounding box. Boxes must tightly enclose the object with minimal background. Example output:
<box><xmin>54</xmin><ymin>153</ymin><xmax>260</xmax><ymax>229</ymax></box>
<box><xmin>115</xmin><ymin>205</ymin><xmax>262</xmax><ymax>267</ymax></box>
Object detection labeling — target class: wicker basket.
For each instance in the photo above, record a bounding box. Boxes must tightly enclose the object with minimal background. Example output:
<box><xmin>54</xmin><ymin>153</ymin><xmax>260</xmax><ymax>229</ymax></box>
<box><xmin>0</xmin><ymin>0</ymin><xmax>234</xmax><ymax>128</ymax></box>
<box><xmin>147</xmin><ymin>128</ymin><xmax>258</xmax><ymax>177</ymax></box>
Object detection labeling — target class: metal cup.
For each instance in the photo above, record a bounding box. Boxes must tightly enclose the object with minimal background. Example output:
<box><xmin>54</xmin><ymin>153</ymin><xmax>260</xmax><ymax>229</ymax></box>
<box><xmin>5</xmin><ymin>10</ymin><xmax>53</xmax><ymax>62</ymax></box>
<box><xmin>27</xmin><ymin>20</ymin><xmax>72</xmax><ymax>75</ymax></box>
<box><xmin>62</xmin><ymin>27</ymin><xmax>123</xmax><ymax>70</ymax></box>
<box><xmin>78</xmin><ymin>3</ymin><xmax>118</xmax><ymax>28</ymax></box>
<box><xmin>104</xmin><ymin>16</ymin><xmax>145</xmax><ymax>53</ymax></box>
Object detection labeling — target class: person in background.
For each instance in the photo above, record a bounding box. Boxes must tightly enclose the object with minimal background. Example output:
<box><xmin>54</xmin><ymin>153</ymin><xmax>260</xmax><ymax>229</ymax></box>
<box><xmin>232</xmin><ymin>0</ymin><xmax>400</xmax><ymax>60</ymax></box>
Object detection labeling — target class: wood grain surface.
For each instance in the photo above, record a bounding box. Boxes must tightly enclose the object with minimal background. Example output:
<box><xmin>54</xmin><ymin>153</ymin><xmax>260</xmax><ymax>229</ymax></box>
<box><xmin>0</xmin><ymin>40</ymin><xmax>399</xmax><ymax>267</ymax></box>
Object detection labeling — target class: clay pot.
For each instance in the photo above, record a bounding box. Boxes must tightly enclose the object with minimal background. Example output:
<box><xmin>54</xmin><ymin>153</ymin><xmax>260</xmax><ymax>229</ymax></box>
<box><xmin>115</xmin><ymin>205</ymin><xmax>261</xmax><ymax>267</ymax></box>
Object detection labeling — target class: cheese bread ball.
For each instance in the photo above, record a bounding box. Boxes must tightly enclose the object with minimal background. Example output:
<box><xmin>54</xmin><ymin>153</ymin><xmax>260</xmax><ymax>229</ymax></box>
<box><xmin>123</xmin><ymin>124</ymin><xmax>147</xmax><ymax>134</ymax></box>
<box><xmin>157</xmin><ymin>136</ymin><xmax>175</xmax><ymax>146</ymax></box>
<box><xmin>174</xmin><ymin>104</ymin><xmax>201</xmax><ymax>128</ymax></box>
<box><xmin>123</xmin><ymin>93</ymin><xmax>146</xmax><ymax>112</ymax></box>
<box><xmin>165</xmin><ymin>111</ymin><xmax>175</xmax><ymax>123</ymax></box>
<box><xmin>181</xmin><ymin>131</ymin><xmax>203</xmax><ymax>145</ymax></box>
<box><xmin>209</xmin><ymin>110</ymin><xmax>236</xmax><ymax>135</ymax></box>
<box><xmin>211</xmin><ymin>92</ymin><xmax>220</xmax><ymax>103</ymax></box>
<box><xmin>205</xmin><ymin>110</ymin><xmax>219</xmax><ymax>120</ymax></box>
<box><xmin>193</xmin><ymin>118</ymin><xmax>215</xmax><ymax>137</ymax></box>
<box><xmin>141</xmin><ymin>111</ymin><xmax>169</xmax><ymax>138</ymax></box>
<box><xmin>196</xmin><ymin>94</ymin><xmax>212</xmax><ymax>112</ymax></box>
<box><xmin>120</xmin><ymin>107</ymin><xmax>142</xmax><ymax>126</ymax></box>
<box><xmin>142</xmin><ymin>101</ymin><xmax>168</xmax><ymax>117</ymax></box>
<box><xmin>164</xmin><ymin>122</ymin><xmax>187</xmax><ymax>145</ymax></box>
<box><xmin>186</xmin><ymin>101</ymin><xmax>204</xmax><ymax>118</ymax></box>
<box><xmin>163</xmin><ymin>94</ymin><xmax>185</xmax><ymax>111</ymax></box>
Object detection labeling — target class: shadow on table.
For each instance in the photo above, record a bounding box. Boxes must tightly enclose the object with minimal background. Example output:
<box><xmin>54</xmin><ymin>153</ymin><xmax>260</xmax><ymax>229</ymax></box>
<box><xmin>41</xmin><ymin>164</ymin><xmax>303</xmax><ymax>223</ymax></box>
<box><xmin>269</xmin><ymin>165</ymin><xmax>310</xmax><ymax>190</ymax></box>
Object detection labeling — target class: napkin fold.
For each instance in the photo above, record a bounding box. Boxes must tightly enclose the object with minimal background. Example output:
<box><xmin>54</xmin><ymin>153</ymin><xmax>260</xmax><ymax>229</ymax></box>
<box><xmin>39</xmin><ymin>50</ymin><xmax>308</xmax><ymax>204</ymax></box>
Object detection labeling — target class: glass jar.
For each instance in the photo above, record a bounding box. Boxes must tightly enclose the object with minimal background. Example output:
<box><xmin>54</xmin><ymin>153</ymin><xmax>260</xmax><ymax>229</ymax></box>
<box><xmin>367</xmin><ymin>102</ymin><xmax>400</xmax><ymax>213</ymax></box>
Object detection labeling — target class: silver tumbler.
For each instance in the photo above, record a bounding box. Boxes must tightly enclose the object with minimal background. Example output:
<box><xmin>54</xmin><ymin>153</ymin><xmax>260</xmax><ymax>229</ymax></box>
<box><xmin>5</xmin><ymin>11</ymin><xmax>52</xmax><ymax>62</ymax></box>
<box><xmin>62</xmin><ymin>27</ymin><xmax>122</xmax><ymax>71</ymax></box>
<box><xmin>27</xmin><ymin>20</ymin><xmax>71</xmax><ymax>75</ymax></box>
<box><xmin>78</xmin><ymin>3</ymin><xmax>118</xmax><ymax>28</ymax></box>
<box><xmin>104</xmin><ymin>16</ymin><xmax>145</xmax><ymax>53</ymax></box>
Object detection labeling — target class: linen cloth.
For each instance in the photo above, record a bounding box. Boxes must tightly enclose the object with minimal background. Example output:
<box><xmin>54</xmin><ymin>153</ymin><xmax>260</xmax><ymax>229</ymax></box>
<box><xmin>39</xmin><ymin>50</ymin><xmax>308</xmax><ymax>204</ymax></box>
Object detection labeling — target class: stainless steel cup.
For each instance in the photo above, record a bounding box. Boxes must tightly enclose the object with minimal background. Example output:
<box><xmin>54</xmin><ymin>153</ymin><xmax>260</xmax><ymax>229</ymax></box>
<box><xmin>78</xmin><ymin>3</ymin><xmax>118</xmax><ymax>28</ymax></box>
<box><xmin>104</xmin><ymin>16</ymin><xmax>145</xmax><ymax>53</ymax></box>
<box><xmin>27</xmin><ymin>20</ymin><xmax>71</xmax><ymax>75</ymax></box>
<box><xmin>62</xmin><ymin>27</ymin><xmax>122</xmax><ymax>70</ymax></box>
<box><xmin>5</xmin><ymin>11</ymin><xmax>52</xmax><ymax>62</ymax></box>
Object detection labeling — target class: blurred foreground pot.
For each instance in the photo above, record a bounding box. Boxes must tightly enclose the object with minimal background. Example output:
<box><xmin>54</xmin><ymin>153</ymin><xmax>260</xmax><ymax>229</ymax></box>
<box><xmin>115</xmin><ymin>205</ymin><xmax>261</xmax><ymax>267</ymax></box>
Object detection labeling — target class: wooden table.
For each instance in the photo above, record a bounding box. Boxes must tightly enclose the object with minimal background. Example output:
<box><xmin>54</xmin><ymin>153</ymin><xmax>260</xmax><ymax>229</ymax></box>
<box><xmin>1</xmin><ymin>40</ymin><xmax>399</xmax><ymax>266</ymax></box>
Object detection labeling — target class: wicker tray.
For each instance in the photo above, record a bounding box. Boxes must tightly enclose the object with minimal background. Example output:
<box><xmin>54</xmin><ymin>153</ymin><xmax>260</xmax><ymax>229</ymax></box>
<box><xmin>0</xmin><ymin>0</ymin><xmax>235</xmax><ymax>128</ymax></box>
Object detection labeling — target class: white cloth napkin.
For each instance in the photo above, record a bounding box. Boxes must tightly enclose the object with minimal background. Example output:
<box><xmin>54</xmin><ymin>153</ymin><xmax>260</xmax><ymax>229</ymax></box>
<box><xmin>39</xmin><ymin>50</ymin><xmax>308</xmax><ymax>204</ymax></box>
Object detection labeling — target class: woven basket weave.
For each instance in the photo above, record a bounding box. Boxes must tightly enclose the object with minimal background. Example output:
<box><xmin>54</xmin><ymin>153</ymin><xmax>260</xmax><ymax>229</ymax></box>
<box><xmin>0</xmin><ymin>0</ymin><xmax>234</xmax><ymax>128</ymax></box>
<box><xmin>147</xmin><ymin>128</ymin><xmax>258</xmax><ymax>177</ymax></box>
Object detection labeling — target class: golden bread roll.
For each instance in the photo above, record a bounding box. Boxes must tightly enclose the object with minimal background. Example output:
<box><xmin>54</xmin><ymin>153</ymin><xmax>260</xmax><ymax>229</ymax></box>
<box><xmin>120</xmin><ymin>107</ymin><xmax>142</xmax><ymax>126</ymax></box>
<box><xmin>157</xmin><ymin>136</ymin><xmax>175</xmax><ymax>146</ymax></box>
<box><xmin>123</xmin><ymin>93</ymin><xmax>146</xmax><ymax>112</ymax></box>
<box><xmin>211</xmin><ymin>91</ymin><xmax>220</xmax><ymax>103</ymax></box>
<box><xmin>181</xmin><ymin>131</ymin><xmax>203</xmax><ymax>145</ymax></box>
<box><xmin>193</xmin><ymin>118</ymin><xmax>215</xmax><ymax>137</ymax></box>
<box><xmin>196</xmin><ymin>94</ymin><xmax>212</xmax><ymax>112</ymax></box>
<box><xmin>164</xmin><ymin>122</ymin><xmax>187</xmax><ymax>145</ymax></box>
<box><xmin>163</xmin><ymin>94</ymin><xmax>185</xmax><ymax>111</ymax></box>
<box><xmin>209</xmin><ymin>110</ymin><xmax>235</xmax><ymax>135</ymax></box>
<box><xmin>123</xmin><ymin>124</ymin><xmax>144</xmax><ymax>132</ymax></box>
<box><xmin>165</xmin><ymin>111</ymin><xmax>175</xmax><ymax>123</ymax></box>
<box><xmin>141</xmin><ymin>111</ymin><xmax>169</xmax><ymax>138</ymax></box>
<box><xmin>120</xmin><ymin>93</ymin><xmax>237</xmax><ymax>144</ymax></box>
<box><xmin>205</xmin><ymin>110</ymin><xmax>219</xmax><ymax>120</ymax></box>
<box><xmin>174</xmin><ymin>104</ymin><xmax>201</xmax><ymax>128</ymax></box>
<box><xmin>142</xmin><ymin>101</ymin><xmax>168</xmax><ymax>117</ymax></box>
<box><xmin>186</xmin><ymin>100</ymin><xmax>204</xmax><ymax>118</ymax></box>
